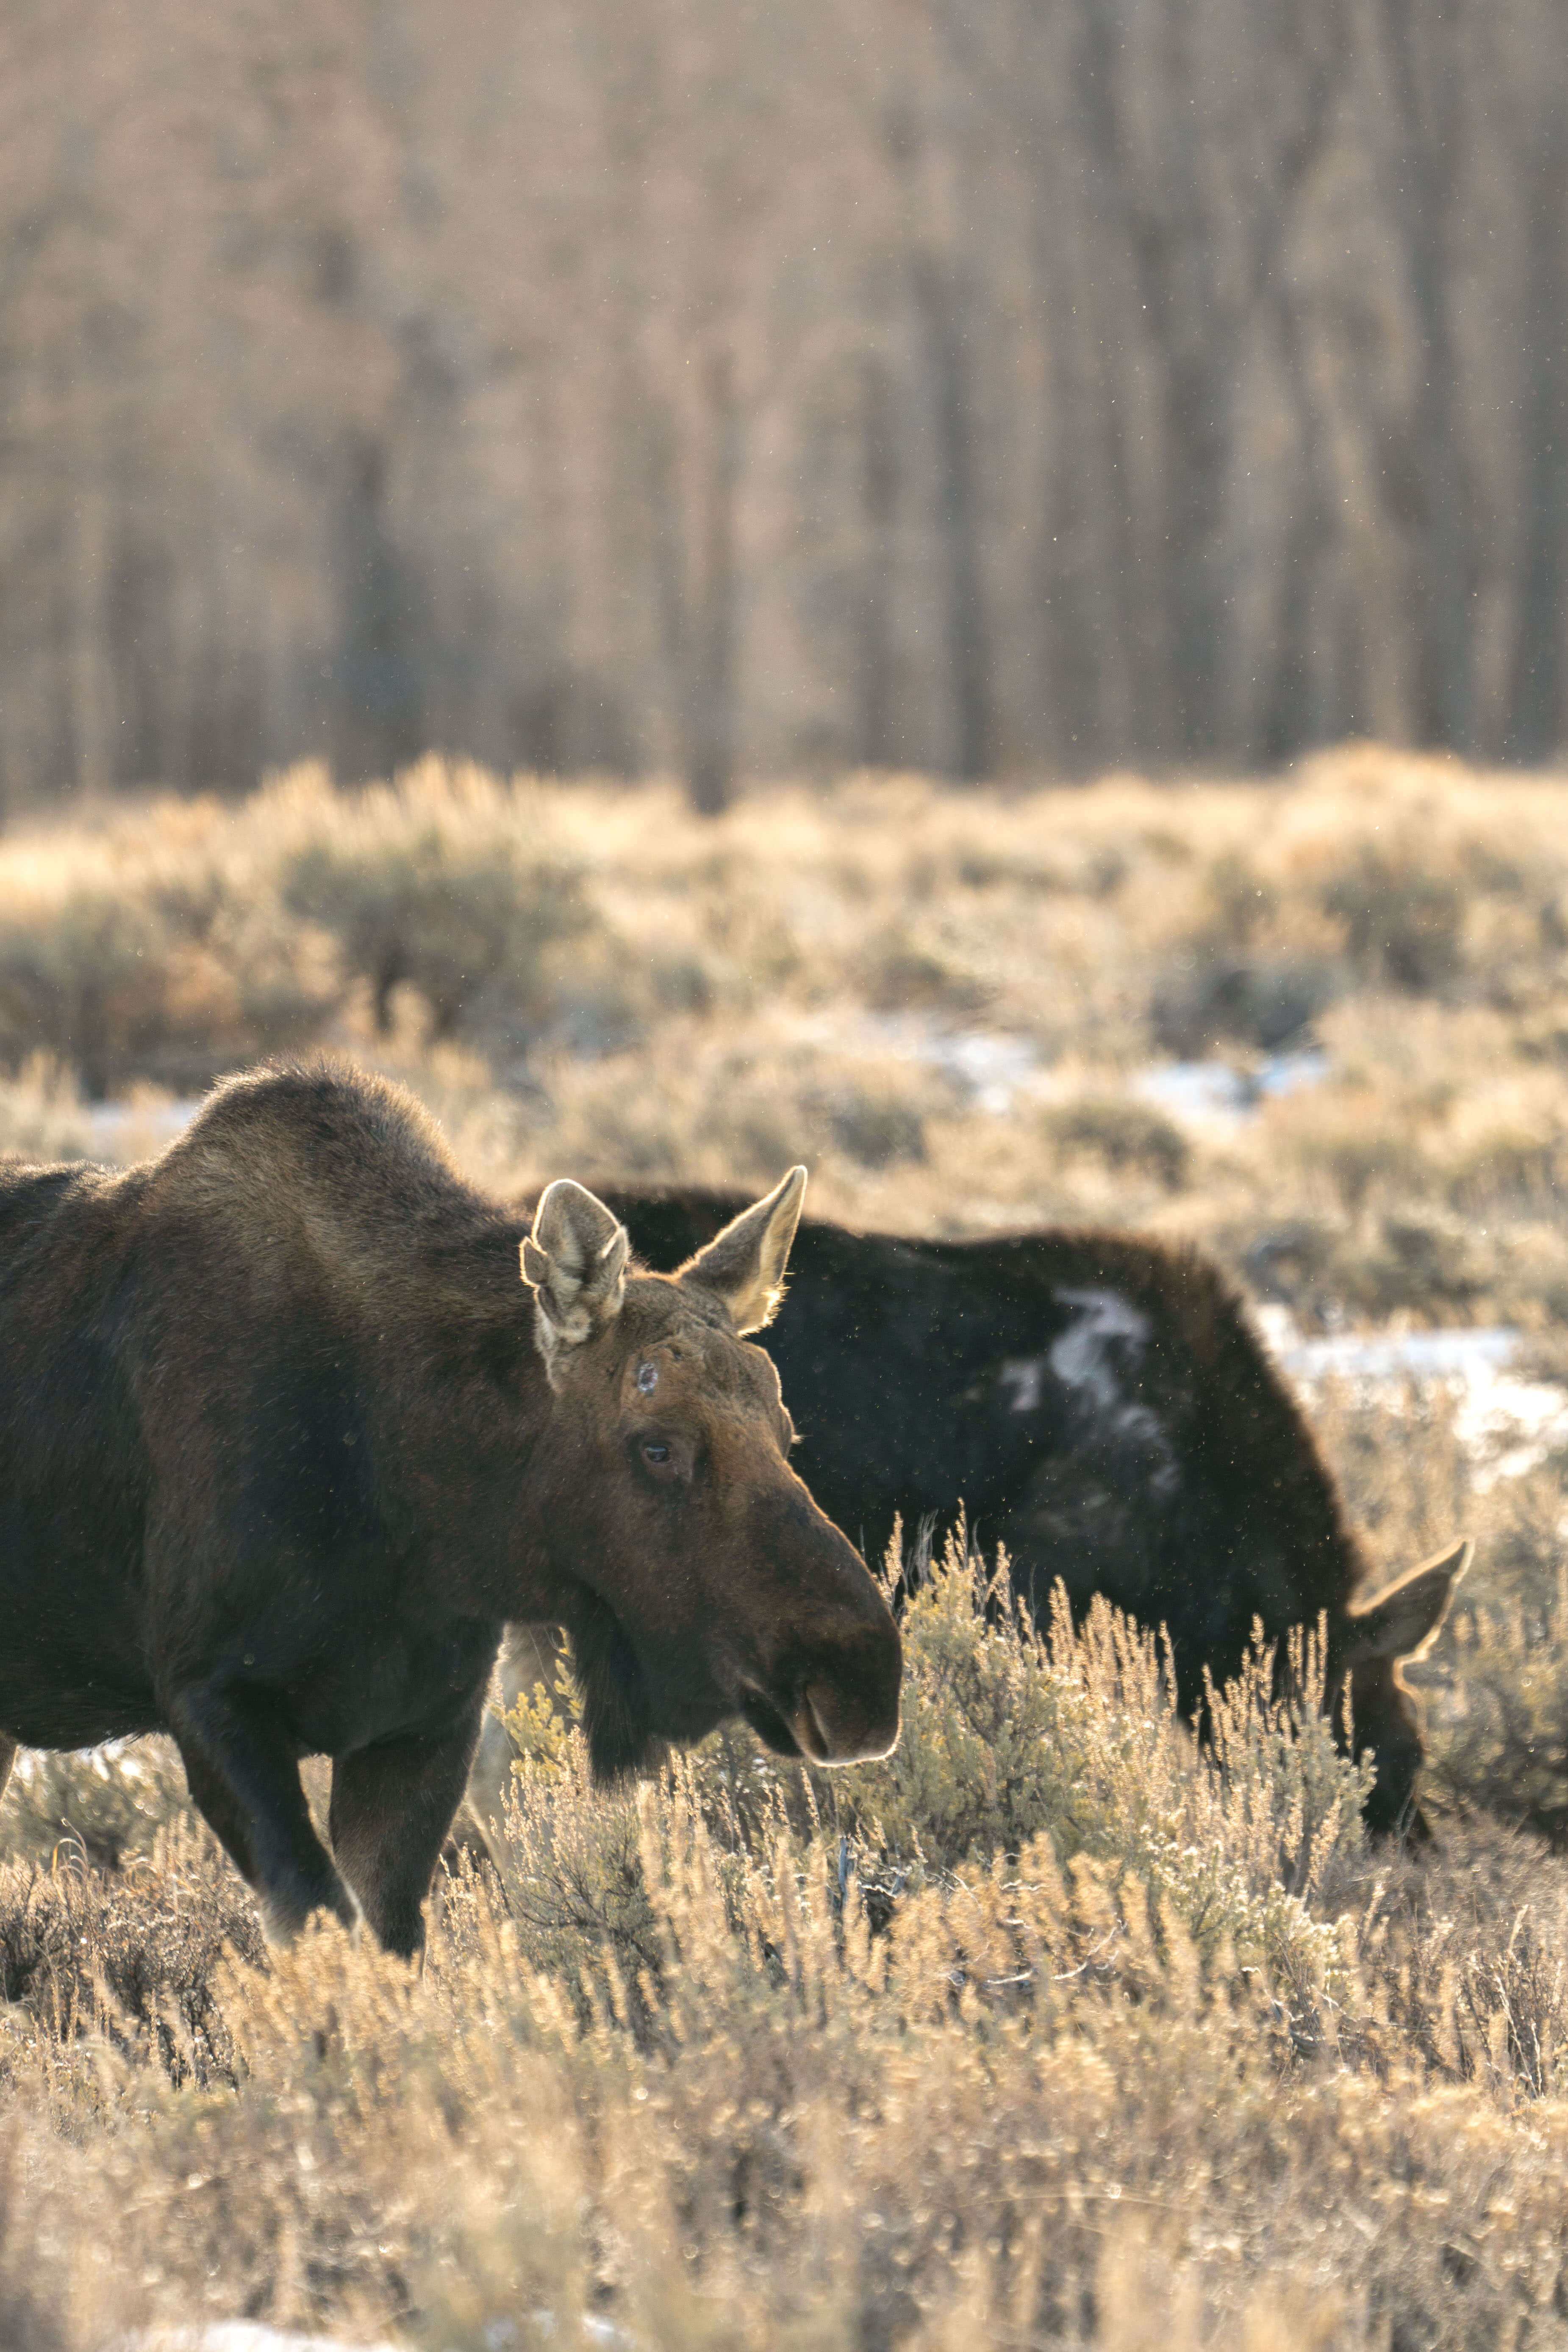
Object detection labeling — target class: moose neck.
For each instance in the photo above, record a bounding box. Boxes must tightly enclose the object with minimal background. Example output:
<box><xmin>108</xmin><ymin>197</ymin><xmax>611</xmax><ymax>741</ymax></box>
<box><xmin>350</xmin><ymin>1211</ymin><xmax>570</xmax><ymax>1624</ymax></box>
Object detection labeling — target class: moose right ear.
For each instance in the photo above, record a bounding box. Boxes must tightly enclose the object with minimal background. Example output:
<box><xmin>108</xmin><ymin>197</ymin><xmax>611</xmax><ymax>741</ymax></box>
<box><xmin>520</xmin><ymin>1180</ymin><xmax>630</xmax><ymax>1385</ymax></box>
<box><xmin>1342</xmin><ymin>1537</ymin><xmax>1473</xmax><ymax>1666</ymax></box>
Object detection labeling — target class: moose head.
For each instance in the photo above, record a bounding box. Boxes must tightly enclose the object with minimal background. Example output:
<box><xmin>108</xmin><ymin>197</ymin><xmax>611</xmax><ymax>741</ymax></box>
<box><xmin>1327</xmin><ymin>1536</ymin><xmax>1472</xmax><ymax>1833</ymax></box>
<box><xmin>519</xmin><ymin>1166</ymin><xmax>903</xmax><ymax>1780</ymax></box>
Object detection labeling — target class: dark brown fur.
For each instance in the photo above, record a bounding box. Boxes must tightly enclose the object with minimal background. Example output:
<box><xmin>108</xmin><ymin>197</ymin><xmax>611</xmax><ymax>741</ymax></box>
<box><xmin>0</xmin><ymin>1066</ymin><xmax>899</xmax><ymax>1954</ymax></box>
<box><xmin>514</xmin><ymin>1186</ymin><xmax>1468</xmax><ymax>1835</ymax></box>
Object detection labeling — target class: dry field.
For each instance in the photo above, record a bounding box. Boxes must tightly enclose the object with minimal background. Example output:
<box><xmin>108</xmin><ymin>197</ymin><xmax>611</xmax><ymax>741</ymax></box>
<box><xmin>6</xmin><ymin>747</ymin><xmax>1568</xmax><ymax>2347</ymax></box>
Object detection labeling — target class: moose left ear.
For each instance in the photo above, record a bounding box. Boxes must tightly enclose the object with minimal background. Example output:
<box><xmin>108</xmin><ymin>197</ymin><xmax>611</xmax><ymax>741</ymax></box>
<box><xmin>521</xmin><ymin>1180</ymin><xmax>630</xmax><ymax>1382</ymax></box>
<box><xmin>677</xmin><ymin>1166</ymin><xmax>807</xmax><ymax>1334</ymax></box>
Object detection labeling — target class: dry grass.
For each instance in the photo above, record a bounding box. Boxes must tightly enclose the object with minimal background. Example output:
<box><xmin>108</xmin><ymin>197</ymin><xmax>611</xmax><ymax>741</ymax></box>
<box><xmin>6</xmin><ymin>746</ymin><xmax>1568</xmax><ymax>2344</ymax></box>
<box><xmin>9</xmin><ymin>1547</ymin><xmax>1568</xmax><ymax>2350</ymax></box>
<box><xmin>3</xmin><ymin>746</ymin><xmax>1567</xmax><ymax>1295</ymax></box>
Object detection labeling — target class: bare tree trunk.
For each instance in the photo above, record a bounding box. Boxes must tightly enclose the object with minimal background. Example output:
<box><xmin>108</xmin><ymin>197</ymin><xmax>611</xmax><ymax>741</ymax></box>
<box><xmin>683</xmin><ymin>349</ymin><xmax>741</xmax><ymax>816</ymax></box>
<box><xmin>70</xmin><ymin>438</ymin><xmax>111</xmax><ymax>797</ymax></box>
<box><xmin>1068</xmin><ymin>0</ymin><xmax>1350</xmax><ymax>762</ymax></box>
<box><xmin>1508</xmin><ymin>131</ymin><xmax>1568</xmax><ymax>758</ymax></box>
<box><xmin>334</xmin><ymin>430</ymin><xmax>425</xmax><ymax>783</ymax></box>
<box><xmin>857</xmin><ymin>353</ymin><xmax>898</xmax><ymax>769</ymax></box>
<box><xmin>913</xmin><ymin>257</ymin><xmax>991</xmax><ymax>780</ymax></box>
<box><xmin>1375</xmin><ymin>0</ymin><xmax>1473</xmax><ymax>750</ymax></box>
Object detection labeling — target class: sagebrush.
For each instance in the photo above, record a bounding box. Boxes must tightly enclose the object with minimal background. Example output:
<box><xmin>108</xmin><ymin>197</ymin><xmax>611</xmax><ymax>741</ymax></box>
<box><xmin>5</xmin><ymin>1539</ymin><xmax>1568</xmax><ymax>2349</ymax></box>
<box><xmin>6</xmin><ymin>750</ymin><xmax>1568</xmax><ymax>2344</ymax></box>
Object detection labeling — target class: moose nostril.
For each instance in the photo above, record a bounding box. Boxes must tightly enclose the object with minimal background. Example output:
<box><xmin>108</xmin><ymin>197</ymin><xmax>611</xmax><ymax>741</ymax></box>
<box><xmin>793</xmin><ymin>1676</ymin><xmax>899</xmax><ymax>1766</ymax></box>
<box><xmin>785</xmin><ymin>1687</ymin><xmax>832</xmax><ymax>1763</ymax></box>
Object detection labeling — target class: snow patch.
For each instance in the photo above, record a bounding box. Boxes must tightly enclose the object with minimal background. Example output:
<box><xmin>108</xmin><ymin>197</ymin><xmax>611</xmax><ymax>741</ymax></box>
<box><xmin>998</xmin><ymin>1355</ymin><xmax>1047</xmax><ymax>1413</ymax></box>
<box><xmin>1260</xmin><ymin>1315</ymin><xmax>1568</xmax><ymax>1487</ymax></box>
<box><xmin>852</xmin><ymin>1014</ymin><xmax>1041</xmax><ymax>1112</ymax></box>
<box><xmin>86</xmin><ymin>1096</ymin><xmax>203</xmax><ymax>1154</ymax></box>
<box><xmin>1049</xmin><ymin>1287</ymin><xmax>1180</xmax><ymax>1493</ymax></box>
<box><xmin>114</xmin><ymin>2330</ymin><xmax>400</xmax><ymax>2352</ymax></box>
<box><xmin>1135</xmin><ymin>1050</ymin><xmax>1329</xmax><ymax>1129</ymax></box>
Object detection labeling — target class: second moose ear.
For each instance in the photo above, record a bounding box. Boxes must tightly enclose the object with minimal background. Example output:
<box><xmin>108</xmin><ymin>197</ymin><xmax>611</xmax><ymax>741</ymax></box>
<box><xmin>521</xmin><ymin>1180</ymin><xmax>630</xmax><ymax>1382</ymax></box>
<box><xmin>1341</xmin><ymin>1536</ymin><xmax>1473</xmax><ymax>1666</ymax></box>
<box><xmin>677</xmin><ymin>1166</ymin><xmax>807</xmax><ymax>1334</ymax></box>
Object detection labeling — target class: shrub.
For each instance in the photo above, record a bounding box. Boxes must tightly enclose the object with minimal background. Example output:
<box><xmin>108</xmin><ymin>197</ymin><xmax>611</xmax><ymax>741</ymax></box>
<box><xmin>819</xmin><ymin>1083</ymin><xmax>927</xmax><ymax>1168</ymax></box>
<box><xmin>0</xmin><ymin>887</ymin><xmax>179</xmax><ymax>1096</ymax></box>
<box><xmin>1261</xmin><ymin>1082</ymin><xmax>1428</xmax><ymax>1208</ymax></box>
<box><xmin>0</xmin><ymin>1819</ymin><xmax>261</xmax><ymax>2086</ymax></box>
<box><xmin>5</xmin><ymin>1739</ymin><xmax>195</xmax><ymax>1872</ymax></box>
<box><xmin>9</xmin><ymin>1516</ymin><xmax>1568</xmax><ymax>2346</ymax></box>
<box><xmin>282</xmin><ymin>826</ymin><xmax>585</xmax><ymax>1041</ymax></box>
<box><xmin>860</xmin><ymin>926</ymin><xmax>989</xmax><ymax>1014</ymax></box>
<box><xmin>1320</xmin><ymin>843</ymin><xmax>1467</xmax><ymax>992</ymax></box>
<box><xmin>0</xmin><ymin>858</ymin><xmax>339</xmax><ymax>1097</ymax></box>
<box><xmin>833</xmin><ymin>1535</ymin><xmax>1368</xmax><ymax>1973</ymax></box>
<box><xmin>1336</xmin><ymin>1204</ymin><xmax>1496</xmax><ymax>1317</ymax></box>
<box><xmin>189</xmin><ymin>898</ymin><xmax>342</xmax><ymax>1070</ymax></box>
<box><xmin>522</xmin><ymin>1027</ymin><xmax>947</xmax><ymax>1191</ymax></box>
<box><xmin>1152</xmin><ymin>955</ymin><xmax>1336</xmax><ymax>1056</ymax></box>
<box><xmin>1517</xmin><ymin>1012</ymin><xmax>1568</xmax><ymax>1064</ymax></box>
<box><xmin>0</xmin><ymin>1055</ymin><xmax>92</xmax><ymax>1163</ymax></box>
<box><xmin>490</xmin><ymin>1531</ymin><xmax>1369</xmax><ymax>2001</ymax></box>
<box><xmin>1444</xmin><ymin>1116</ymin><xmax>1568</xmax><ymax>1208</ymax></box>
<box><xmin>1041</xmin><ymin>1094</ymin><xmax>1191</xmax><ymax>1189</ymax></box>
<box><xmin>1420</xmin><ymin>1463</ymin><xmax>1568</xmax><ymax>1841</ymax></box>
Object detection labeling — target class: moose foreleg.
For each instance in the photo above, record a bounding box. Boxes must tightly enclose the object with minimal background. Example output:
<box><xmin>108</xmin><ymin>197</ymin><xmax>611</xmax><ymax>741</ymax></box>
<box><xmin>166</xmin><ymin>1679</ymin><xmax>358</xmax><ymax>1944</ymax></box>
<box><xmin>328</xmin><ymin>1694</ymin><xmax>488</xmax><ymax>1960</ymax></box>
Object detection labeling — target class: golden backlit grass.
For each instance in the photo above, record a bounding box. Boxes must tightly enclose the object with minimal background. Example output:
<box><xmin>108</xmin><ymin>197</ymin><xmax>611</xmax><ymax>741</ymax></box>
<box><xmin>3</xmin><ymin>745</ymin><xmax>1568</xmax><ymax>1315</ymax></box>
<box><xmin>11</xmin><ymin>1549</ymin><xmax>1568</xmax><ymax>2352</ymax></box>
<box><xmin>6</xmin><ymin>749</ymin><xmax>1568</xmax><ymax>2344</ymax></box>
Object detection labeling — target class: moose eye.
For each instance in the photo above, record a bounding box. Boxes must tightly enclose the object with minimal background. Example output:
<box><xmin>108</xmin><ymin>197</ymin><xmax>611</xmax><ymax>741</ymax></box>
<box><xmin>633</xmin><ymin>1431</ymin><xmax>692</xmax><ymax>1484</ymax></box>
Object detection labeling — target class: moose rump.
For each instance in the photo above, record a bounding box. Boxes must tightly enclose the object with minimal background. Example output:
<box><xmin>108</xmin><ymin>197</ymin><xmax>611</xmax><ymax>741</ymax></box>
<box><xmin>0</xmin><ymin>1064</ymin><xmax>900</xmax><ymax>1956</ymax></box>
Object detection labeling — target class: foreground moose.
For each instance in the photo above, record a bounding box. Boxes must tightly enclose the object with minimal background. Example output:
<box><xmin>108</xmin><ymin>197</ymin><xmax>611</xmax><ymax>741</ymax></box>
<box><xmin>477</xmin><ymin>1187</ymin><xmax>1468</xmax><ymax>1837</ymax></box>
<box><xmin>0</xmin><ymin>1067</ymin><xmax>900</xmax><ymax>1954</ymax></box>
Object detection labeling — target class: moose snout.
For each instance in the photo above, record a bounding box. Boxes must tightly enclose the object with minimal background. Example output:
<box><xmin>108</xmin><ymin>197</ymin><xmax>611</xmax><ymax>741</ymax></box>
<box><xmin>733</xmin><ymin>1483</ymin><xmax>902</xmax><ymax>1764</ymax></box>
<box><xmin>792</xmin><ymin>1642</ymin><xmax>902</xmax><ymax>1763</ymax></box>
<box><xmin>744</xmin><ymin>1613</ymin><xmax>903</xmax><ymax>1766</ymax></box>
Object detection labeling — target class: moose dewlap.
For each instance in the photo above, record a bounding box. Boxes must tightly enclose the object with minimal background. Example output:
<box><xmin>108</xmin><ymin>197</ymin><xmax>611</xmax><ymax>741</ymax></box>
<box><xmin>0</xmin><ymin>1061</ymin><xmax>900</xmax><ymax>1956</ymax></box>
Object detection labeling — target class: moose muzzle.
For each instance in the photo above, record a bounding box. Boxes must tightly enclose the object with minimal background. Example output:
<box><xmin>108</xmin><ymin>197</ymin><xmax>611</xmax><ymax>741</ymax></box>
<box><xmin>741</xmin><ymin>1611</ymin><xmax>902</xmax><ymax>1766</ymax></box>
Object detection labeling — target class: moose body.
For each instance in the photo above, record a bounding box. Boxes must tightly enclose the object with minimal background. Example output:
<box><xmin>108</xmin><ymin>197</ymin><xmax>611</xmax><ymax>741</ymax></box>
<box><xmin>0</xmin><ymin>1069</ymin><xmax>900</xmax><ymax>1953</ymax></box>
<box><xmin>486</xmin><ymin>1187</ymin><xmax>1467</xmax><ymax>1834</ymax></box>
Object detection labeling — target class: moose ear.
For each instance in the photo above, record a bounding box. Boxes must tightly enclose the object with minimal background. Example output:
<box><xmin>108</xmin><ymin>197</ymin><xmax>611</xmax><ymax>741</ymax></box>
<box><xmin>677</xmin><ymin>1165</ymin><xmax>807</xmax><ymax>1334</ymax></box>
<box><xmin>1342</xmin><ymin>1537</ymin><xmax>1473</xmax><ymax>1666</ymax></box>
<box><xmin>520</xmin><ymin>1180</ymin><xmax>630</xmax><ymax>1382</ymax></box>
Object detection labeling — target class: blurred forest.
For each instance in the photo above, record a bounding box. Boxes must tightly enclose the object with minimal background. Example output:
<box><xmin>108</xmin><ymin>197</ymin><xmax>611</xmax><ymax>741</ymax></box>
<box><xmin>1</xmin><ymin>0</ymin><xmax>1565</xmax><ymax>808</ymax></box>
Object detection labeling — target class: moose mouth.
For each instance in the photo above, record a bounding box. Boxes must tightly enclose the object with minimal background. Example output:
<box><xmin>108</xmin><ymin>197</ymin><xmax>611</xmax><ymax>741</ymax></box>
<box><xmin>563</xmin><ymin>1585</ymin><xmax>896</xmax><ymax>1779</ymax></box>
<box><xmin>736</xmin><ymin>1678</ymin><xmax>881</xmax><ymax>1765</ymax></box>
<box><xmin>738</xmin><ymin>1680</ymin><xmax>821</xmax><ymax>1761</ymax></box>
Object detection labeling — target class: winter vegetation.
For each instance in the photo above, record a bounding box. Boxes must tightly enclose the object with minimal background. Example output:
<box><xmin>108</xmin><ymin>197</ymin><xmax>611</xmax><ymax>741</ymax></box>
<box><xmin>4</xmin><ymin>744</ymin><xmax>1568</xmax><ymax>1331</ymax></box>
<box><xmin>5</xmin><ymin>744</ymin><xmax>1568</xmax><ymax>2344</ymax></box>
<box><xmin>8</xmin><ymin>1</ymin><xmax>1568</xmax><ymax>2336</ymax></box>
<box><xmin>1</xmin><ymin>0</ymin><xmax>1566</xmax><ymax>808</ymax></box>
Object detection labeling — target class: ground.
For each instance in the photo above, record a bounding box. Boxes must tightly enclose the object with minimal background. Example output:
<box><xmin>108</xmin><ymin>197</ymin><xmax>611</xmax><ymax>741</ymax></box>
<box><xmin>4</xmin><ymin>746</ymin><xmax>1568</xmax><ymax>2348</ymax></box>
